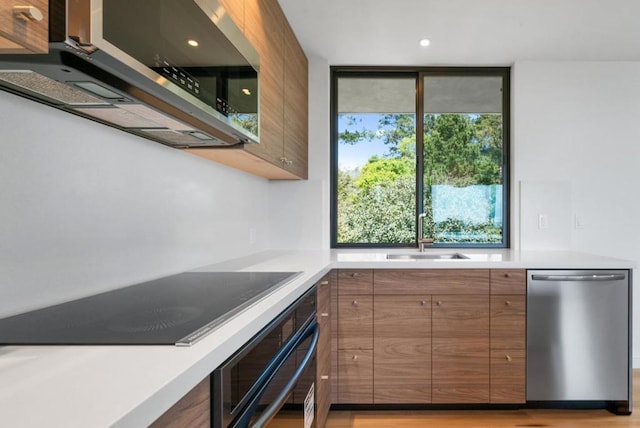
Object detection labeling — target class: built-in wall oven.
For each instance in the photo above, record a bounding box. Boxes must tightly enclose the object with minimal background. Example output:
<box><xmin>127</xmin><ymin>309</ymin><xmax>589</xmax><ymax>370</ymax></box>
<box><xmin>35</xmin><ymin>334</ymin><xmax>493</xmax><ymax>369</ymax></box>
<box><xmin>212</xmin><ymin>287</ymin><xmax>318</xmax><ymax>428</ymax></box>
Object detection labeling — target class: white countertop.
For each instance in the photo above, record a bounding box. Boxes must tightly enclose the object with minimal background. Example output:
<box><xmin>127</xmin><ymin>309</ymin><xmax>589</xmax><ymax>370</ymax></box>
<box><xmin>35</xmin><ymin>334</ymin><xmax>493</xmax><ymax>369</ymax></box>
<box><xmin>0</xmin><ymin>249</ymin><xmax>634</xmax><ymax>427</ymax></box>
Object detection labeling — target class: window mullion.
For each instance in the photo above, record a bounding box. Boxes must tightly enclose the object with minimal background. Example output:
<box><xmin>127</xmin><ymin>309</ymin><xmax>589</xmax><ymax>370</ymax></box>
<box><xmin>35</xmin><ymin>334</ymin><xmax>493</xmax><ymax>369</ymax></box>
<box><xmin>415</xmin><ymin>73</ymin><xmax>425</xmax><ymax>246</ymax></box>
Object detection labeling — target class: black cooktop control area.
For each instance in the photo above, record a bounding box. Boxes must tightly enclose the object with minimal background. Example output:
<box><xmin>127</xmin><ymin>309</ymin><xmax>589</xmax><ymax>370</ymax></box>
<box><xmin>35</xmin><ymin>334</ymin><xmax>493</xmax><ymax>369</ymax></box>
<box><xmin>0</xmin><ymin>271</ymin><xmax>301</xmax><ymax>346</ymax></box>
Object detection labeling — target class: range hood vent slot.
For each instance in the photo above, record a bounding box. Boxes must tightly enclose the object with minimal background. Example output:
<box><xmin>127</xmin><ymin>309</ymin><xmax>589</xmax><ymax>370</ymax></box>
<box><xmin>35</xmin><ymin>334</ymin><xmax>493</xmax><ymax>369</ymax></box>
<box><xmin>0</xmin><ymin>70</ymin><xmax>108</xmax><ymax>105</ymax></box>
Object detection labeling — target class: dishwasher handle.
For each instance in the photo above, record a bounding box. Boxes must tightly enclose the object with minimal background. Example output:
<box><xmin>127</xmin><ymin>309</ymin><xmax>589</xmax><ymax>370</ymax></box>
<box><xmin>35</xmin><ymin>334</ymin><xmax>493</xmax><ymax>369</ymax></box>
<box><xmin>531</xmin><ymin>273</ymin><xmax>626</xmax><ymax>282</ymax></box>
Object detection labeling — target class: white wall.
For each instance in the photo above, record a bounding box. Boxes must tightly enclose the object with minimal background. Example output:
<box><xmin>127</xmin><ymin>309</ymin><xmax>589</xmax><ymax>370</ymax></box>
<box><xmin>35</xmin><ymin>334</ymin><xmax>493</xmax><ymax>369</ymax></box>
<box><xmin>512</xmin><ymin>61</ymin><xmax>640</xmax><ymax>366</ymax></box>
<box><xmin>0</xmin><ymin>91</ymin><xmax>270</xmax><ymax>317</ymax></box>
<box><xmin>269</xmin><ymin>55</ymin><xmax>331</xmax><ymax>249</ymax></box>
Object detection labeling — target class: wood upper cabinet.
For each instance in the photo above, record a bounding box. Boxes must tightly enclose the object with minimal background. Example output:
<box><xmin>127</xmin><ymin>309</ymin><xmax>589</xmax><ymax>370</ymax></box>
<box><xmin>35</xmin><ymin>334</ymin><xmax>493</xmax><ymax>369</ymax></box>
<box><xmin>316</xmin><ymin>272</ymin><xmax>334</xmax><ymax>428</ymax></box>
<box><xmin>374</xmin><ymin>295</ymin><xmax>431</xmax><ymax>404</ymax></box>
<box><xmin>244</xmin><ymin>0</ymin><xmax>285</xmax><ymax>168</ymax></box>
<box><xmin>282</xmin><ymin>18</ymin><xmax>308</xmax><ymax>179</ymax></box>
<box><xmin>218</xmin><ymin>0</ymin><xmax>244</xmax><ymax>31</ymax></box>
<box><xmin>432</xmin><ymin>295</ymin><xmax>490</xmax><ymax>403</ymax></box>
<box><xmin>187</xmin><ymin>0</ymin><xmax>308</xmax><ymax>180</ymax></box>
<box><xmin>0</xmin><ymin>0</ymin><xmax>48</xmax><ymax>53</ymax></box>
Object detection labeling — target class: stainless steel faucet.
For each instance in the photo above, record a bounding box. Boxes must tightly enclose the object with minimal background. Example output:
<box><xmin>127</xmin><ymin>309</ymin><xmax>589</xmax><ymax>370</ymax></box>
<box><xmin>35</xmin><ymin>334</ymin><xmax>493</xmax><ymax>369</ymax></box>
<box><xmin>417</xmin><ymin>213</ymin><xmax>434</xmax><ymax>252</ymax></box>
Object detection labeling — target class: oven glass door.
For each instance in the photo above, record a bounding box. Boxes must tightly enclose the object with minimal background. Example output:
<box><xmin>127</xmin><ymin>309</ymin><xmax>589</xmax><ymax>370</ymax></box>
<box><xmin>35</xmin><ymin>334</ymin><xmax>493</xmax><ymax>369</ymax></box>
<box><xmin>213</xmin><ymin>288</ymin><xmax>317</xmax><ymax>428</ymax></box>
<box><xmin>235</xmin><ymin>320</ymin><xmax>318</xmax><ymax>428</ymax></box>
<box><xmin>98</xmin><ymin>0</ymin><xmax>259</xmax><ymax>139</ymax></box>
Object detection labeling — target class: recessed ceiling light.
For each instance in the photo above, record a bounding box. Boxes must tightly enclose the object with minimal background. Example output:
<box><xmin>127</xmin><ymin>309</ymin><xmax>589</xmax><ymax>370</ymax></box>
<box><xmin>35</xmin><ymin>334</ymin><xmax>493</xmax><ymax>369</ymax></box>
<box><xmin>187</xmin><ymin>39</ymin><xmax>199</xmax><ymax>47</ymax></box>
<box><xmin>419</xmin><ymin>38</ymin><xmax>431</xmax><ymax>47</ymax></box>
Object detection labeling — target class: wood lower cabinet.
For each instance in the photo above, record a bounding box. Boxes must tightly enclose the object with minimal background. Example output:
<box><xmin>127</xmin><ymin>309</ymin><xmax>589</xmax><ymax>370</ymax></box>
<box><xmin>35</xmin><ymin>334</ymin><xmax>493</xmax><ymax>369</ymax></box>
<box><xmin>334</xmin><ymin>268</ymin><xmax>526</xmax><ymax>406</ymax></box>
<box><xmin>432</xmin><ymin>295</ymin><xmax>490</xmax><ymax>403</ymax></box>
<box><xmin>0</xmin><ymin>0</ymin><xmax>48</xmax><ymax>54</ymax></box>
<box><xmin>316</xmin><ymin>272</ymin><xmax>334</xmax><ymax>428</ymax></box>
<box><xmin>338</xmin><ymin>349</ymin><xmax>373</xmax><ymax>403</ymax></box>
<box><xmin>490</xmin><ymin>269</ymin><xmax>526</xmax><ymax>403</ymax></box>
<box><xmin>336</xmin><ymin>269</ymin><xmax>373</xmax><ymax>403</ymax></box>
<box><xmin>373</xmin><ymin>295</ymin><xmax>431</xmax><ymax>403</ymax></box>
<box><xmin>150</xmin><ymin>378</ymin><xmax>210</xmax><ymax>428</ymax></box>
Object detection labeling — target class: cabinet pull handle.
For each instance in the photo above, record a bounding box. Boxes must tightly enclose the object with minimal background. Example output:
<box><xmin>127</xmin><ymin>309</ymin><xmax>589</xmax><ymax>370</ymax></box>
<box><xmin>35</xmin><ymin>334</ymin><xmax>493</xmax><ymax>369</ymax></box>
<box><xmin>320</xmin><ymin>280</ymin><xmax>329</xmax><ymax>285</ymax></box>
<box><xmin>352</xmin><ymin>300</ymin><xmax>358</xmax><ymax>306</ymax></box>
<box><xmin>437</xmin><ymin>300</ymin><xmax>442</xmax><ymax>306</ymax></box>
<box><xmin>505</xmin><ymin>300</ymin><xmax>511</xmax><ymax>306</ymax></box>
<box><xmin>13</xmin><ymin>5</ymin><xmax>43</xmax><ymax>22</ymax></box>
<box><xmin>352</xmin><ymin>355</ymin><xmax>358</xmax><ymax>361</ymax></box>
<box><xmin>350</xmin><ymin>272</ymin><xmax>360</xmax><ymax>278</ymax></box>
<box><xmin>505</xmin><ymin>355</ymin><xmax>512</xmax><ymax>362</ymax></box>
<box><xmin>421</xmin><ymin>300</ymin><xmax>427</xmax><ymax>306</ymax></box>
<box><xmin>280</xmin><ymin>157</ymin><xmax>293</xmax><ymax>166</ymax></box>
<box><xmin>504</xmin><ymin>273</ymin><xmax>511</xmax><ymax>278</ymax></box>
<box><xmin>321</xmin><ymin>375</ymin><xmax>329</xmax><ymax>380</ymax></box>
<box><xmin>320</xmin><ymin>312</ymin><xmax>329</xmax><ymax>317</ymax></box>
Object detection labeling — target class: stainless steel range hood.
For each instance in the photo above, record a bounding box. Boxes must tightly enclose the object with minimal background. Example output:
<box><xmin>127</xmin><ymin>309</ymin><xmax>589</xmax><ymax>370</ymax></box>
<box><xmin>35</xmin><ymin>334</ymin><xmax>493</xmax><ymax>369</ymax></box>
<box><xmin>0</xmin><ymin>0</ymin><xmax>260</xmax><ymax>148</ymax></box>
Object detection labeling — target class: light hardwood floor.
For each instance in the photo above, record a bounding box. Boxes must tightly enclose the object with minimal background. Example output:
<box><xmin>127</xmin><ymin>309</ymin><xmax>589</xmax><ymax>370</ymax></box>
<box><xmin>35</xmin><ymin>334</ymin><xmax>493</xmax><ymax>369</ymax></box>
<box><xmin>325</xmin><ymin>370</ymin><xmax>640</xmax><ymax>428</ymax></box>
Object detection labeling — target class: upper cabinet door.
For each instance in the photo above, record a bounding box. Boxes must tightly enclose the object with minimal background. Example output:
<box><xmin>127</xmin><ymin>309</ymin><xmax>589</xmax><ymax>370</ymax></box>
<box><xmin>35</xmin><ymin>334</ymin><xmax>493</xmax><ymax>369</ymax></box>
<box><xmin>244</xmin><ymin>0</ymin><xmax>285</xmax><ymax>167</ymax></box>
<box><xmin>283</xmin><ymin>19</ymin><xmax>308</xmax><ymax>179</ymax></box>
<box><xmin>0</xmin><ymin>0</ymin><xmax>48</xmax><ymax>53</ymax></box>
<box><xmin>219</xmin><ymin>0</ymin><xmax>244</xmax><ymax>31</ymax></box>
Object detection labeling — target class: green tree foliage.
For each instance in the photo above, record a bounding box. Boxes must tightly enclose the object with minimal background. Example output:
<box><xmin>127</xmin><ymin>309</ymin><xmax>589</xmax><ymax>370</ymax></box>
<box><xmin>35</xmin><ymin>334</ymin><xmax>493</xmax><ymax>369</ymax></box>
<box><xmin>337</xmin><ymin>112</ymin><xmax>503</xmax><ymax>244</ymax></box>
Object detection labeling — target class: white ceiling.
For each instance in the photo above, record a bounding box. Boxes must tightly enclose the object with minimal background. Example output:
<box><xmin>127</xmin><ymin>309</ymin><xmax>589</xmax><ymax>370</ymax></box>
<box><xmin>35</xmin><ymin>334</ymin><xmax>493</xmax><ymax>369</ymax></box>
<box><xmin>277</xmin><ymin>0</ymin><xmax>640</xmax><ymax>65</ymax></box>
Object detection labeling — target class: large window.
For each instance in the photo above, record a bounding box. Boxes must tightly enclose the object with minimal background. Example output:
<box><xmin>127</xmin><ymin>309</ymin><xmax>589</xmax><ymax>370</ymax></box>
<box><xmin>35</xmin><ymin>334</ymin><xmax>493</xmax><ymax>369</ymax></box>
<box><xmin>331</xmin><ymin>68</ymin><xmax>510</xmax><ymax>248</ymax></box>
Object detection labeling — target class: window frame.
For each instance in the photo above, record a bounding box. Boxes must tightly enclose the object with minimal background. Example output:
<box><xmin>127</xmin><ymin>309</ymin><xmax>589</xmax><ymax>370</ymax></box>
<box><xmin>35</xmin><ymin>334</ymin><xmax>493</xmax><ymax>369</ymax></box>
<box><xmin>330</xmin><ymin>66</ymin><xmax>511</xmax><ymax>249</ymax></box>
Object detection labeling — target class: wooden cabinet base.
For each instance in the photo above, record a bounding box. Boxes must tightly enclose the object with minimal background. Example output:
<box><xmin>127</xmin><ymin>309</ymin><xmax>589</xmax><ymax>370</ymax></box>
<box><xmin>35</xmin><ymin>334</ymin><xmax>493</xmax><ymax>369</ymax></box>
<box><xmin>150</xmin><ymin>378</ymin><xmax>210</xmax><ymax>427</ymax></box>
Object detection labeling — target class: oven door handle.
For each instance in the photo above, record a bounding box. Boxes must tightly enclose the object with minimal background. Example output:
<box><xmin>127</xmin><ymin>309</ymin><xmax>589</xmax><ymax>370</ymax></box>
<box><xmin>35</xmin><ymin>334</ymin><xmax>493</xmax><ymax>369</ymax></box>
<box><xmin>233</xmin><ymin>320</ymin><xmax>319</xmax><ymax>428</ymax></box>
<box><xmin>250</xmin><ymin>321</ymin><xmax>319</xmax><ymax>428</ymax></box>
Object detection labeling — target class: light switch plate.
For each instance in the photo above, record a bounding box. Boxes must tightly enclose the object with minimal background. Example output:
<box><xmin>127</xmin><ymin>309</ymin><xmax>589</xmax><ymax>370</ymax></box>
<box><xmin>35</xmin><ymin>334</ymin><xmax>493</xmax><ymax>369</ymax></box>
<box><xmin>538</xmin><ymin>214</ymin><xmax>549</xmax><ymax>229</ymax></box>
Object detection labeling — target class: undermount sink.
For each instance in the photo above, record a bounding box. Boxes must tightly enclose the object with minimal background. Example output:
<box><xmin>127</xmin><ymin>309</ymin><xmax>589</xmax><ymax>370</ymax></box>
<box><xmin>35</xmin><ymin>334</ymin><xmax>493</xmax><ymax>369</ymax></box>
<box><xmin>386</xmin><ymin>252</ymin><xmax>469</xmax><ymax>260</ymax></box>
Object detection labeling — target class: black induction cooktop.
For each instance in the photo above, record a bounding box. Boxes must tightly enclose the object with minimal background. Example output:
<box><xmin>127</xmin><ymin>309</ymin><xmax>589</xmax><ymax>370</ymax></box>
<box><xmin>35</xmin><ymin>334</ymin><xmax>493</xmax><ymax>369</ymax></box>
<box><xmin>0</xmin><ymin>271</ymin><xmax>301</xmax><ymax>346</ymax></box>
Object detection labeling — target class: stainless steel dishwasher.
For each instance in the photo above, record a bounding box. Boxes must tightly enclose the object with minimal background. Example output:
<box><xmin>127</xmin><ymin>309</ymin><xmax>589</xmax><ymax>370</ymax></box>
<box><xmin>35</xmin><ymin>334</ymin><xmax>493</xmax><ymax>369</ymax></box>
<box><xmin>527</xmin><ymin>270</ymin><xmax>632</xmax><ymax>414</ymax></box>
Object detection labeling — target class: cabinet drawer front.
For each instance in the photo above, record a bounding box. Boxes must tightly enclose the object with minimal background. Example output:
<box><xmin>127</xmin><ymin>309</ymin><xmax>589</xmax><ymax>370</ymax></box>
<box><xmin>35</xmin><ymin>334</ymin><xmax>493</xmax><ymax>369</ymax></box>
<box><xmin>338</xmin><ymin>349</ymin><xmax>373</xmax><ymax>403</ymax></box>
<box><xmin>491</xmin><ymin>349</ymin><xmax>525</xmax><ymax>383</ymax></box>
<box><xmin>490</xmin><ymin>269</ymin><xmax>526</xmax><ymax>294</ymax></box>
<box><xmin>338</xmin><ymin>295</ymin><xmax>373</xmax><ymax>349</ymax></box>
<box><xmin>0</xmin><ymin>0</ymin><xmax>48</xmax><ymax>53</ymax></box>
<box><xmin>490</xmin><ymin>295</ymin><xmax>525</xmax><ymax>348</ymax></box>
<box><xmin>375</xmin><ymin>269</ymin><xmax>489</xmax><ymax>295</ymax></box>
<box><xmin>338</xmin><ymin>269</ymin><xmax>373</xmax><ymax>295</ymax></box>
